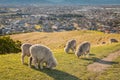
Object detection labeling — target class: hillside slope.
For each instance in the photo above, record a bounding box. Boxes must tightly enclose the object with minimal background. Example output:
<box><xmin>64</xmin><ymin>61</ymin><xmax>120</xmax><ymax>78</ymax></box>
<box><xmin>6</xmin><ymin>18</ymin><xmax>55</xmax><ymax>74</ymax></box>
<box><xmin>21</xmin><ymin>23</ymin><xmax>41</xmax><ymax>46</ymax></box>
<box><xmin>10</xmin><ymin>30</ymin><xmax>120</xmax><ymax>49</ymax></box>
<box><xmin>0</xmin><ymin>30</ymin><xmax>120</xmax><ymax>80</ymax></box>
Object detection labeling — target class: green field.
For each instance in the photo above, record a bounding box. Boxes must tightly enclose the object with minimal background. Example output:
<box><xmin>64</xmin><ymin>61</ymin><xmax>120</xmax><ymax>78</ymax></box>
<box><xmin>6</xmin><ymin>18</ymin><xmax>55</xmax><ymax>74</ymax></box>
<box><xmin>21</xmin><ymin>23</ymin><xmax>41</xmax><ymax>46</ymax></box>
<box><xmin>1</xmin><ymin>30</ymin><xmax>120</xmax><ymax>80</ymax></box>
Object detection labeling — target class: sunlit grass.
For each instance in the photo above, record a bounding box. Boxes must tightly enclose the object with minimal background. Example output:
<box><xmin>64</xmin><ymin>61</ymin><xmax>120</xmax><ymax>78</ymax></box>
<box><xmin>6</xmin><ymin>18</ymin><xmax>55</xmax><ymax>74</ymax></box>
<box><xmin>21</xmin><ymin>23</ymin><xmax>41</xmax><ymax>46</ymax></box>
<box><xmin>0</xmin><ymin>43</ymin><xmax>120</xmax><ymax>80</ymax></box>
<box><xmin>1</xmin><ymin>30</ymin><xmax>120</xmax><ymax>80</ymax></box>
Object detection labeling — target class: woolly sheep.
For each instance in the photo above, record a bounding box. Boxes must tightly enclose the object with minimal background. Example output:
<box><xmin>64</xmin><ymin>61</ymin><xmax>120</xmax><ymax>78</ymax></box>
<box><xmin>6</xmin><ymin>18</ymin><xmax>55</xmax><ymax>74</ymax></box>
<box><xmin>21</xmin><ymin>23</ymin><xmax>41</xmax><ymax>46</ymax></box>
<box><xmin>29</xmin><ymin>44</ymin><xmax>57</xmax><ymax>69</ymax></box>
<box><xmin>21</xmin><ymin>43</ymin><xmax>32</xmax><ymax>64</ymax></box>
<box><xmin>110</xmin><ymin>38</ymin><xmax>118</xmax><ymax>43</ymax></box>
<box><xmin>64</xmin><ymin>39</ymin><xmax>76</xmax><ymax>53</ymax></box>
<box><xmin>75</xmin><ymin>42</ymin><xmax>90</xmax><ymax>58</ymax></box>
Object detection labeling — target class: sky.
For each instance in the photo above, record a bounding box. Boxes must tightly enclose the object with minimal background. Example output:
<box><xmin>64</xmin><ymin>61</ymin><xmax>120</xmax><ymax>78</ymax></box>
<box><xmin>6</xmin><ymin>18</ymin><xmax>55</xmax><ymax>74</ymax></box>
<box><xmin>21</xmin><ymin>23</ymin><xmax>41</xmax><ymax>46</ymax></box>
<box><xmin>0</xmin><ymin>0</ymin><xmax>120</xmax><ymax>5</ymax></box>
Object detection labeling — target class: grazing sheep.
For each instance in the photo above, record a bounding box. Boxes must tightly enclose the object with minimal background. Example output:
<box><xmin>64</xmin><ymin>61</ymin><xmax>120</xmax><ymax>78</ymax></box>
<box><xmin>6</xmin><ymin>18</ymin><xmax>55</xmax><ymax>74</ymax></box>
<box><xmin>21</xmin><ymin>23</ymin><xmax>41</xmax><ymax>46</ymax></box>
<box><xmin>102</xmin><ymin>42</ymin><xmax>106</xmax><ymax>44</ymax></box>
<box><xmin>110</xmin><ymin>38</ymin><xmax>118</xmax><ymax>43</ymax></box>
<box><xmin>21</xmin><ymin>43</ymin><xmax>32</xmax><ymax>64</ymax></box>
<box><xmin>75</xmin><ymin>42</ymin><xmax>90</xmax><ymax>58</ymax></box>
<box><xmin>64</xmin><ymin>39</ymin><xmax>76</xmax><ymax>53</ymax></box>
<box><xmin>29</xmin><ymin>44</ymin><xmax>57</xmax><ymax>69</ymax></box>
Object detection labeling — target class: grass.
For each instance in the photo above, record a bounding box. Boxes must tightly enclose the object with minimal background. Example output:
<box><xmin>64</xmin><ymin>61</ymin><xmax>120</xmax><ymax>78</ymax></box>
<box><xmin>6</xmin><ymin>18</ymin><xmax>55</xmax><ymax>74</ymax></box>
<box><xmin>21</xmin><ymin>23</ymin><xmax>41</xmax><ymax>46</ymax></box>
<box><xmin>10</xmin><ymin>30</ymin><xmax>120</xmax><ymax>49</ymax></box>
<box><xmin>95</xmin><ymin>56</ymin><xmax>120</xmax><ymax>80</ymax></box>
<box><xmin>1</xmin><ymin>30</ymin><xmax>120</xmax><ymax>80</ymax></box>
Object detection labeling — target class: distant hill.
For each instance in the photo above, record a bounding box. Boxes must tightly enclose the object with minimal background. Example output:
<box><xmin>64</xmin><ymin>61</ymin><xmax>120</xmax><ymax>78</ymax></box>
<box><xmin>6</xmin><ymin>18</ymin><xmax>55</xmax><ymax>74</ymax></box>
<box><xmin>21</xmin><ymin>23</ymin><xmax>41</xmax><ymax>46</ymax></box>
<box><xmin>0</xmin><ymin>0</ymin><xmax>120</xmax><ymax>5</ymax></box>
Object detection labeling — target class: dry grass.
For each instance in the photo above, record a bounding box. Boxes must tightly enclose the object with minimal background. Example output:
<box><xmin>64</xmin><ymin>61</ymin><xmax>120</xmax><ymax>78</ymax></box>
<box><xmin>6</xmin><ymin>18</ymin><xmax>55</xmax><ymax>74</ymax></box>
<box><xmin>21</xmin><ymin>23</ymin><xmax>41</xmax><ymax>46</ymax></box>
<box><xmin>10</xmin><ymin>30</ymin><xmax>120</xmax><ymax>49</ymax></box>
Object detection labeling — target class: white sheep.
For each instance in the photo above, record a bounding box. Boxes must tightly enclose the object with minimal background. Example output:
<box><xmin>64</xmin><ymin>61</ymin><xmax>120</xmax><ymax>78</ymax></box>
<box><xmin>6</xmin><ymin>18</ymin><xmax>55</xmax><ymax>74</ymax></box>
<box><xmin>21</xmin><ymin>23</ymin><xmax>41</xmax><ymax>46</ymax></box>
<box><xmin>75</xmin><ymin>41</ymin><xmax>90</xmax><ymax>58</ymax></box>
<box><xmin>21</xmin><ymin>43</ymin><xmax>32</xmax><ymax>64</ymax></box>
<box><xmin>29</xmin><ymin>44</ymin><xmax>57</xmax><ymax>69</ymax></box>
<box><xmin>64</xmin><ymin>39</ymin><xmax>76</xmax><ymax>53</ymax></box>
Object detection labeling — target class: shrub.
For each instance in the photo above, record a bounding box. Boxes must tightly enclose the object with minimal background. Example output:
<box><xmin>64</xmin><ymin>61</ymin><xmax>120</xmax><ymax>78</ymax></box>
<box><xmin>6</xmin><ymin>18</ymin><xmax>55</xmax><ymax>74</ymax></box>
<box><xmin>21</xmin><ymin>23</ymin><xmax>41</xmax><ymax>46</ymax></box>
<box><xmin>0</xmin><ymin>36</ymin><xmax>21</xmax><ymax>54</ymax></box>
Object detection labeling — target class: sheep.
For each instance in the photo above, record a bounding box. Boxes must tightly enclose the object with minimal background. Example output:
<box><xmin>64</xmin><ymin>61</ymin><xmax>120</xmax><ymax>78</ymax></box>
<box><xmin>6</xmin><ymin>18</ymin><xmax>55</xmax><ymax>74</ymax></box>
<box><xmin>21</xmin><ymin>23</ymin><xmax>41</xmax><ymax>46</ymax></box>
<box><xmin>64</xmin><ymin>39</ymin><xmax>76</xmax><ymax>53</ymax></box>
<box><xmin>21</xmin><ymin>43</ymin><xmax>32</xmax><ymax>64</ymax></box>
<box><xmin>75</xmin><ymin>41</ymin><xmax>90</xmax><ymax>58</ymax></box>
<box><xmin>29</xmin><ymin>44</ymin><xmax>57</xmax><ymax>69</ymax></box>
<box><xmin>102</xmin><ymin>42</ymin><xmax>106</xmax><ymax>44</ymax></box>
<box><xmin>110</xmin><ymin>38</ymin><xmax>118</xmax><ymax>43</ymax></box>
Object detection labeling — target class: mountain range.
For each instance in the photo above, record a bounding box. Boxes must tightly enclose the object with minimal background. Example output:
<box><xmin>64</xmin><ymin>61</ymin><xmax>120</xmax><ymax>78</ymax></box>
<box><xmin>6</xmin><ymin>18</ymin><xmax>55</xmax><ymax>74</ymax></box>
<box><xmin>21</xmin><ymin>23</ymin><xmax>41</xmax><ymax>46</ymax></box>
<box><xmin>0</xmin><ymin>0</ymin><xmax>120</xmax><ymax>5</ymax></box>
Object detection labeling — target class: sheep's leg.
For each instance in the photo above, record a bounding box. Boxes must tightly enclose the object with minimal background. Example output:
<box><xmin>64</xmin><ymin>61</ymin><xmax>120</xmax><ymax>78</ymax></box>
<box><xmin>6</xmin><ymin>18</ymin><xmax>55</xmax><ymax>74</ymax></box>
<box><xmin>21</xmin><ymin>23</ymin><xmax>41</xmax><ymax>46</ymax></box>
<box><xmin>33</xmin><ymin>58</ymin><xmax>39</xmax><ymax>69</ymax></box>
<box><xmin>71</xmin><ymin>48</ymin><xmax>75</xmax><ymax>53</ymax></box>
<box><xmin>38</xmin><ymin>60</ymin><xmax>43</xmax><ymax>69</ymax></box>
<box><xmin>78</xmin><ymin>56</ymin><xmax>80</xmax><ymax>58</ymax></box>
<box><xmin>38</xmin><ymin>61</ymin><xmax>40</xmax><ymax>69</ymax></box>
<box><xmin>86</xmin><ymin>50</ymin><xmax>90</xmax><ymax>58</ymax></box>
<box><xmin>29</xmin><ymin>57</ymin><xmax>32</xmax><ymax>67</ymax></box>
<box><xmin>73</xmin><ymin>46</ymin><xmax>76</xmax><ymax>52</ymax></box>
<box><xmin>82</xmin><ymin>53</ymin><xmax>85</xmax><ymax>58</ymax></box>
<box><xmin>87</xmin><ymin>53</ymin><xmax>89</xmax><ymax>58</ymax></box>
<box><xmin>46</xmin><ymin>64</ymin><xmax>51</xmax><ymax>69</ymax></box>
<box><xmin>85</xmin><ymin>52</ymin><xmax>88</xmax><ymax>58</ymax></box>
<box><xmin>39</xmin><ymin>61</ymin><xmax>44</xmax><ymax>69</ymax></box>
<box><xmin>83</xmin><ymin>52</ymin><xmax>88</xmax><ymax>58</ymax></box>
<box><xmin>21</xmin><ymin>54</ymin><xmax>25</xmax><ymax>64</ymax></box>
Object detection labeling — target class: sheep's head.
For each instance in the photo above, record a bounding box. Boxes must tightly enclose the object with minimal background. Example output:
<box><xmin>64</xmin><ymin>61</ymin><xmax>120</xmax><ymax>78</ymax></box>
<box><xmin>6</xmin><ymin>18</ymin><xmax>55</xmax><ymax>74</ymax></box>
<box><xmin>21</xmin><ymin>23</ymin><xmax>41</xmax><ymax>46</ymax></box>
<box><xmin>64</xmin><ymin>47</ymin><xmax>69</xmax><ymax>53</ymax></box>
<box><xmin>47</xmin><ymin>57</ymin><xmax>57</xmax><ymax>69</ymax></box>
<box><xmin>46</xmin><ymin>62</ymin><xmax>57</xmax><ymax>69</ymax></box>
<box><xmin>75</xmin><ymin>51</ymin><xmax>82</xmax><ymax>58</ymax></box>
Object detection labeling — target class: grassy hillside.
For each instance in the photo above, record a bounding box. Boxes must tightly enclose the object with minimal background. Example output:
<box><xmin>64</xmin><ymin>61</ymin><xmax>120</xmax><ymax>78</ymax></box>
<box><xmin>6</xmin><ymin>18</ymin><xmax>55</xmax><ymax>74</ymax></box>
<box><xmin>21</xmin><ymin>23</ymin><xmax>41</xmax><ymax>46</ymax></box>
<box><xmin>10</xmin><ymin>30</ymin><xmax>120</xmax><ymax>49</ymax></box>
<box><xmin>0</xmin><ymin>30</ymin><xmax>120</xmax><ymax>80</ymax></box>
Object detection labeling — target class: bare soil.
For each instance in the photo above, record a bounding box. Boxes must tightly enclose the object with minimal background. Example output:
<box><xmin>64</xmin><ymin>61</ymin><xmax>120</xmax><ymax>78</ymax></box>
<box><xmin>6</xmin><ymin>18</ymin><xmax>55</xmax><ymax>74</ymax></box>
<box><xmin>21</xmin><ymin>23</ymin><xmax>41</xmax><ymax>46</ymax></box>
<box><xmin>87</xmin><ymin>50</ymin><xmax>120</xmax><ymax>72</ymax></box>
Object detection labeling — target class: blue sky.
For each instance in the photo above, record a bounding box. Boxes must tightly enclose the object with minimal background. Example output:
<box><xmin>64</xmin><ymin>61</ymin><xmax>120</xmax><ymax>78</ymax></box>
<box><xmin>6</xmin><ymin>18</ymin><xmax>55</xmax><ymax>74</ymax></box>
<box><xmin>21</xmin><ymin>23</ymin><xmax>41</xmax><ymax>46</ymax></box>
<box><xmin>0</xmin><ymin>0</ymin><xmax>120</xmax><ymax>5</ymax></box>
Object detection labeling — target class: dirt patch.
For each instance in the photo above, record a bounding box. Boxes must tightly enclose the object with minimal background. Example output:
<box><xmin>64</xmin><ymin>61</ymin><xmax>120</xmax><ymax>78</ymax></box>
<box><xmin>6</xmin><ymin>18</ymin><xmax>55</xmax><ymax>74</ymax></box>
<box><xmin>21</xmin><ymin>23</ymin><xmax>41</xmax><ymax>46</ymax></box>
<box><xmin>87</xmin><ymin>50</ymin><xmax>120</xmax><ymax>72</ymax></box>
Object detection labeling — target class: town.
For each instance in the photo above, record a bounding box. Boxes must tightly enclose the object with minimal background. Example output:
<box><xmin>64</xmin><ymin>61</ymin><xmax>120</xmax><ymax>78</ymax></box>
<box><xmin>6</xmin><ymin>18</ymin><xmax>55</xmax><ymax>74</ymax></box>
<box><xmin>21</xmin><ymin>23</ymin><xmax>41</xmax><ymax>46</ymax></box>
<box><xmin>0</xmin><ymin>5</ymin><xmax>120</xmax><ymax>35</ymax></box>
